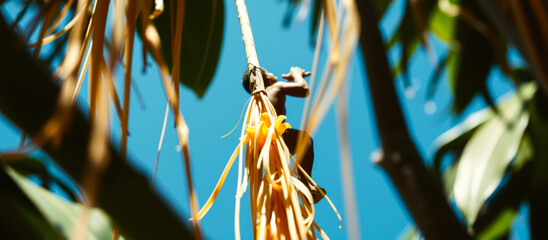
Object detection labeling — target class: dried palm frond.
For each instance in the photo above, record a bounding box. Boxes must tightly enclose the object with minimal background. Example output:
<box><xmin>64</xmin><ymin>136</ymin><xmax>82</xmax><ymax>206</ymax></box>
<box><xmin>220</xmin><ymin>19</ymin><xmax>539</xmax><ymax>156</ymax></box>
<box><xmin>14</xmin><ymin>0</ymin><xmax>202</xmax><ymax>239</ymax></box>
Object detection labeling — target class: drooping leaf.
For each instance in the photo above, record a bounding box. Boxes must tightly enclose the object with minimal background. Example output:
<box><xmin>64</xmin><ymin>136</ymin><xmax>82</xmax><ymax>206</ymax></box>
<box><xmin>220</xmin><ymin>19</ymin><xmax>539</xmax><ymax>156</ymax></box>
<box><xmin>7</xmin><ymin>167</ymin><xmax>113</xmax><ymax>239</ymax></box>
<box><xmin>388</xmin><ymin>3</ymin><xmax>418</xmax><ymax>84</ymax></box>
<box><xmin>388</xmin><ymin>0</ymin><xmax>436</xmax><ymax>83</ymax></box>
<box><xmin>453</xmin><ymin>82</ymin><xmax>537</xmax><ymax>226</ymax></box>
<box><xmin>282</xmin><ymin>0</ymin><xmax>297</xmax><ymax>27</ymax></box>
<box><xmin>429</xmin><ymin>4</ymin><xmax>457</xmax><ymax>42</ymax></box>
<box><xmin>153</xmin><ymin>0</ymin><xmax>225</xmax><ymax>98</ymax></box>
<box><xmin>432</xmin><ymin>107</ymin><xmax>490</xmax><ymax>196</ymax></box>
<box><xmin>472</xmin><ymin>157</ymin><xmax>532</xmax><ymax>240</ymax></box>
<box><xmin>432</xmin><ymin>107</ymin><xmax>492</xmax><ymax>176</ymax></box>
<box><xmin>371</xmin><ymin>0</ymin><xmax>395</xmax><ymax>19</ymax></box>
<box><xmin>448</xmin><ymin>0</ymin><xmax>495</xmax><ymax>114</ymax></box>
<box><xmin>511</xmin><ymin>133</ymin><xmax>534</xmax><ymax>171</ymax></box>
<box><xmin>9</xmin><ymin>157</ymin><xmax>80</xmax><ymax>201</ymax></box>
<box><xmin>9</xmin><ymin>157</ymin><xmax>48</xmax><ymax>177</ymax></box>
<box><xmin>425</xmin><ymin>50</ymin><xmax>452</xmax><ymax>100</ymax></box>
<box><xmin>398</xmin><ymin>4</ymin><xmax>416</xmax><ymax>86</ymax></box>
<box><xmin>309</xmin><ymin>0</ymin><xmax>322</xmax><ymax>45</ymax></box>
<box><xmin>441</xmin><ymin>162</ymin><xmax>458</xmax><ymax>197</ymax></box>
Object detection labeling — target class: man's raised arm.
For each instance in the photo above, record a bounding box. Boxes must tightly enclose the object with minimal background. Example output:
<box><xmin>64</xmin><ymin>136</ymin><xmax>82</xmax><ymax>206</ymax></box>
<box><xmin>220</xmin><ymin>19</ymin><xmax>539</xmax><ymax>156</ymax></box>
<box><xmin>279</xmin><ymin>66</ymin><xmax>310</xmax><ymax>97</ymax></box>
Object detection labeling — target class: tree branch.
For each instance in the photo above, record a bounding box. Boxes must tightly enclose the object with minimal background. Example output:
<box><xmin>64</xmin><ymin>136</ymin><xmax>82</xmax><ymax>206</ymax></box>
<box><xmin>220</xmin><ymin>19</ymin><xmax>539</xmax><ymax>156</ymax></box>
<box><xmin>354</xmin><ymin>0</ymin><xmax>469</xmax><ymax>238</ymax></box>
<box><xmin>0</xmin><ymin>14</ymin><xmax>193</xmax><ymax>240</ymax></box>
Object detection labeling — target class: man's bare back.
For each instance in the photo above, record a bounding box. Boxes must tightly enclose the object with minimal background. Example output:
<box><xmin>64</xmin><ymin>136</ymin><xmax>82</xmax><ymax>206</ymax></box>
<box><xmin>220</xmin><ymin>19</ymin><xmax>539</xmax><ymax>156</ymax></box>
<box><xmin>263</xmin><ymin>67</ymin><xmax>310</xmax><ymax>116</ymax></box>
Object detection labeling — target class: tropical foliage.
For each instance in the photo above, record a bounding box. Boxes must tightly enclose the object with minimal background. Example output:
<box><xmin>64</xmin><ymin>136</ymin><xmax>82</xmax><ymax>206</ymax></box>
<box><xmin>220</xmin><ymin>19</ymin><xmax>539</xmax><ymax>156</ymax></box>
<box><xmin>0</xmin><ymin>0</ymin><xmax>547</xmax><ymax>239</ymax></box>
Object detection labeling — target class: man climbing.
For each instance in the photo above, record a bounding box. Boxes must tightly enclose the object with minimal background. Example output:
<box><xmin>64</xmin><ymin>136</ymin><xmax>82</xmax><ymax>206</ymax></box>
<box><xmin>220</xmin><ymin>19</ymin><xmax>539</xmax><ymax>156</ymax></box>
<box><xmin>242</xmin><ymin>66</ymin><xmax>325</xmax><ymax>204</ymax></box>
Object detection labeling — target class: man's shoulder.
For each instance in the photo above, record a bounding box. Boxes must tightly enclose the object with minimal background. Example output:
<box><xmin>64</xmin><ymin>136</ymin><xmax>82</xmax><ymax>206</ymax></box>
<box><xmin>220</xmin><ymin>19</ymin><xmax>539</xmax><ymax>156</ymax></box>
<box><xmin>266</xmin><ymin>82</ymin><xmax>284</xmax><ymax>92</ymax></box>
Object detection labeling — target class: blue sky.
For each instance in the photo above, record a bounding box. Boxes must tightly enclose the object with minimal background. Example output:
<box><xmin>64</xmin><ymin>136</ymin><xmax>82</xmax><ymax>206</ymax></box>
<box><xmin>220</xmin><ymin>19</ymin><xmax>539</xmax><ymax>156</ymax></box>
<box><xmin>0</xmin><ymin>0</ymin><xmax>530</xmax><ymax>239</ymax></box>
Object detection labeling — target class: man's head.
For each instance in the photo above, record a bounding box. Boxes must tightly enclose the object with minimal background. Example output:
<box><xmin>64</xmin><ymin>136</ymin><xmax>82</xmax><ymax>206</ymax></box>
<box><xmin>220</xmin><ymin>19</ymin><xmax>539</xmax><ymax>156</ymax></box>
<box><xmin>242</xmin><ymin>67</ymin><xmax>278</xmax><ymax>94</ymax></box>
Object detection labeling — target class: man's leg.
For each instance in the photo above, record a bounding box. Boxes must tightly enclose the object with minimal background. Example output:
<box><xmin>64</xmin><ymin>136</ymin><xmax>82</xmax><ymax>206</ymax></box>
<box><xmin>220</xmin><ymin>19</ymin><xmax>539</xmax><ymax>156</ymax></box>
<box><xmin>283</xmin><ymin>128</ymin><xmax>324</xmax><ymax>203</ymax></box>
<box><xmin>282</xmin><ymin>128</ymin><xmax>314</xmax><ymax>179</ymax></box>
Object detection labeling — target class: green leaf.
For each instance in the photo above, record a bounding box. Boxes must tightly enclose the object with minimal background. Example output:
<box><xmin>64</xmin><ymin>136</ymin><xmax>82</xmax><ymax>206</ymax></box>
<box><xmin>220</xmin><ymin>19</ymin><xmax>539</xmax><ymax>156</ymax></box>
<box><xmin>448</xmin><ymin>0</ymin><xmax>496</xmax><ymax>114</ymax></box>
<box><xmin>432</xmin><ymin>107</ymin><xmax>489</xmax><ymax>196</ymax></box>
<box><xmin>477</xmin><ymin>209</ymin><xmax>517</xmax><ymax>240</ymax></box>
<box><xmin>9</xmin><ymin>157</ymin><xmax>48</xmax><ymax>177</ymax></box>
<box><xmin>0</xmin><ymin>166</ymin><xmax>64</xmax><ymax>240</ymax></box>
<box><xmin>6</xmin><ymin>167</ymin><xmax>113</xmax><ymax>239</ymax></box>
<box><xmin>398</xmin><ymin>226</ymin><xmax>422</xmax><ymax>240</ymax></box>
<box><xmin>426</xmin><ymin>50</ymin><xmax>452</xmax><ymax>100</ymax></box>
<box><xmin>388</xmin><ymin>4</ymin><xmax>419</xmax><ymax>83</ymax></box>
<box><xmin>472</xmin><ymin>159</ymin><xmax>532</xmax><ymax>239</ymax></box>
<box><xmin>388</xmin><ymin>0</ymin><xmax>436</xmax><ymax>82</ymax></box>
<box><xmin>154</xmin><ymin>0</ymin><xmax>225</xmax><ymax>98</ymax></box>
<box><xmin>9</xmin><ymin>157</ymin><xmax>80</xmax><ymax>201</ymax></box>
<box><xmin>432</xmin><ymin>107</ymin><xmax>492</xmax><ymax>174</ymax></box>
<box><xmin>371</xmin><ymin>0</ymin><xmax>394</xmax><ymax>19</ymax></box>
<box><xmin>429</xmin><ymin>5</ymin><xmax>456</xmax><ymax>42</ymax></box>
<box><xmin>511</xmin><ymin>133</ymin><xmax>534</xmax><ymax>171</ymax></box>
<box><xmin>452</xmin><ymin>82</ymin><xmax>537</xmax><ymax>226</ymax></box>
<box><xmin>310</xmin><ymin>0</ymin><xmax>322</xmax><ymax>44</ymax></box>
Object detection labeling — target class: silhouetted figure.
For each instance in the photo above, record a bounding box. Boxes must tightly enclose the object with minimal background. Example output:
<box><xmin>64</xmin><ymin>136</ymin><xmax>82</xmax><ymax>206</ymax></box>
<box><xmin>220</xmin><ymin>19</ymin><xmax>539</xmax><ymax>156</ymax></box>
<box><xmin>242</xmin><ymin>66</ymin><xmax>325</xmax><ymax>203</ymax></box>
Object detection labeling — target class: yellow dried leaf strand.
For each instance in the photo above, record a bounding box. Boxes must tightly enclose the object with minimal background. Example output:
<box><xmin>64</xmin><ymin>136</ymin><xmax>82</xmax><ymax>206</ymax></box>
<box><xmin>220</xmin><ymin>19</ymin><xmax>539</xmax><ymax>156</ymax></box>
<box><xmin>120</xmin><ymin>0</ymin><xmax>138</xmax><ymax>161</ymax></box>
<box><xmin>71</xmin><ymin>43</ymin><xmax>91</xmax><ymax>103</ymax></box>
<box><xmin>144</xmin><ymin>22</ymin><xmax>203</xmax><ymax>240</ymax></box>
<box><xmin>48</xmin><ymin>0</ymin><xmax>75</xmax><ymax>33</ymax></box>
<box><xmin>192</xmin><ymin>143</ymin><xmax>244</xmax><ymax>220</ymax></box>
<box><xmin>72</xmin><ymin>1</ymin><xmax>111</xmax><ymax>239</ymax></box>
<box><xmin>235</xmin><ymin>94</ymin><xmax>326</xmax><ymax>239</ymax></box>
<box><xmin>171</xmin><ymin>0</ymin><xmax>186</xmax><ymax>112</ymax></box>
<box><xmin>294</xmin><ymin>160</ymin><xmax>342</xmax><ymax>228</ymax></box>
<box><xmin>26</xmin><ymin>0</ymin><xmax>84</xmax><ymax>48</ymax></box>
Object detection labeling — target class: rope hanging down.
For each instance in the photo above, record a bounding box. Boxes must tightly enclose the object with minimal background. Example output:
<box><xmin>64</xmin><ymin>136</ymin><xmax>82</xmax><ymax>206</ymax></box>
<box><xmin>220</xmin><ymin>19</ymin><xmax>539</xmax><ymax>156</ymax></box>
<box><xmin>235</xmin><ymin>0</ymin><xmax>265</xmax><ymax>94</ymax></box>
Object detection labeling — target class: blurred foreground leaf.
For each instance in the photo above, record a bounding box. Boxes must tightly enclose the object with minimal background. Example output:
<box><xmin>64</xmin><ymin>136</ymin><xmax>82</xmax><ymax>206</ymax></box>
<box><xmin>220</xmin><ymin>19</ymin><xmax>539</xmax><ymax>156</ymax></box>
<box><xmin>452</xmin><ymin>82</ymin><xmax>536</xmax><ymax>226</ymax></box>
<box><xmin>399</xmin><ymin>226</ymin><xmax>422</xmax><ymax>240</ymax></box>
<box><xmin>153</xmin><ymin>0</ymin><xmax>224</xmax><ymax>98</ymax></box>
<box><xmin>0</xmin><ymin>14</ymin><xmax>193</xmax><ymax>239</ymax></box>
<box><xmin>472</xmin><ymin>157</ymin><xmax>532</xmax><ymax>240</ymax></box>
<box><xmin>448</xmin><ymin>0</ymin><xmax>495</xmax><ymax>114</ymax></box>
<box><xmin>476</xmin><ymin>209</ymin><xmax>517</xmax><ymax>240</ymax></box>
<box><xmin>0</xmin><ymin>165</ymin><xmax>63</xmax><ymax>240</ymax></box>
<box><xmin>9</xmin><ymin>157</ymin><xmax>79</xmax><ymax>201</ymax></box>
<box><xmin>429</xmin><ymin>5</ymin><xmax>456</xmax><ymax>42</ymax></box>
<box><xmin>432</xmin><ymin>107</ymin><xmax>491</xmax><ymax>176</ymax></box>
<box><xmin>6</xmin><ymin>167</ymin><xmax>112</xmax><ymax>239</ymax></box>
